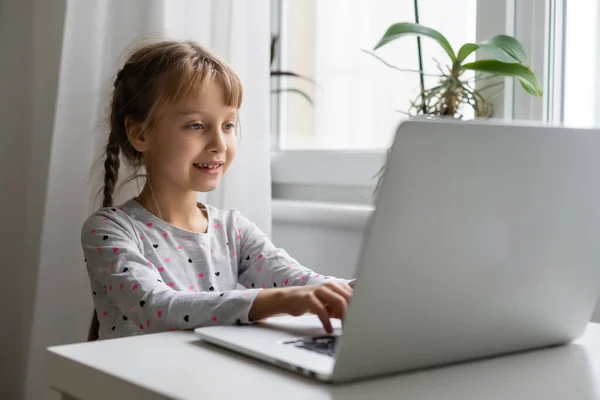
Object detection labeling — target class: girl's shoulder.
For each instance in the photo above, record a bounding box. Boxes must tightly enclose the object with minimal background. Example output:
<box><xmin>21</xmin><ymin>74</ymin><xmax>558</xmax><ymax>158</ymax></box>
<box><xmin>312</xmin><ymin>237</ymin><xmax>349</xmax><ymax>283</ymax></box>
<box><xmin>81</xmin><ymin>200</ymin><xmax>139</xmax><ymax>243</ymax></box>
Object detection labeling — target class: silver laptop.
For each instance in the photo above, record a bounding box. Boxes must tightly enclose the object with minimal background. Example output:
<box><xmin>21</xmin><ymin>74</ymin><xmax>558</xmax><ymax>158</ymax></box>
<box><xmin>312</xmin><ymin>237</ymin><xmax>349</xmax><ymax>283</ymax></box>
<box><xmin>196</xmin><ymin>119</ymin><xmax>600</xmax><ymax>383</ymax></box>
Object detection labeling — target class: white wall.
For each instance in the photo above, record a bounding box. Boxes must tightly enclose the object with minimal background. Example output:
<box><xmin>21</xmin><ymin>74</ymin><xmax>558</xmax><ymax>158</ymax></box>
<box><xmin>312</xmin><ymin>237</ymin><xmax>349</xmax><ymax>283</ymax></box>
<box><xmin>273</xmin><ymin>223</ymin><xmax>362</xmax><ymax>279</ymax></box>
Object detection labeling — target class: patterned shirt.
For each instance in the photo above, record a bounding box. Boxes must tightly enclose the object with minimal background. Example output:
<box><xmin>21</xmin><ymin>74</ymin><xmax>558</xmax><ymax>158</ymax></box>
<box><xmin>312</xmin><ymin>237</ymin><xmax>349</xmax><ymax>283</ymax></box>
<box><xmin>81</xmin><ymin>198</ymin><xmax>343</xmax><ymax>339</ymax></box>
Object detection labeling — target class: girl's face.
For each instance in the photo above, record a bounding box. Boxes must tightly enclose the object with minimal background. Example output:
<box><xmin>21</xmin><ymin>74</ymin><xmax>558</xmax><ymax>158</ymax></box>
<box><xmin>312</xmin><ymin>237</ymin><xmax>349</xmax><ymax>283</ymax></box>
<box><xmin>131</xmin><ymin>77</ymin><xmax>239</xmax><ymax>194</ymax></box>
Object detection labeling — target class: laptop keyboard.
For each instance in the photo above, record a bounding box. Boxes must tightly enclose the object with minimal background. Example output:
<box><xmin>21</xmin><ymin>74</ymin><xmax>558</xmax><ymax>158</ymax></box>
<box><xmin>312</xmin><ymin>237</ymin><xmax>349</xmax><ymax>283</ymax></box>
<box><xmin>285</xmin><ymin>335</ymin><xmax>338</xmax><ymax>357</ymax></box>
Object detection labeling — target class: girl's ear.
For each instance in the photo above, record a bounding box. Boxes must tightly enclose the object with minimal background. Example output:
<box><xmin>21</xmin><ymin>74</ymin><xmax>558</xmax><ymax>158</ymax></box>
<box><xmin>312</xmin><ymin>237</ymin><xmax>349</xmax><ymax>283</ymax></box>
<box><xmin>125</xmin><ymin>116</ymin><xmax>147</xmax><ymax>152</ymax></box>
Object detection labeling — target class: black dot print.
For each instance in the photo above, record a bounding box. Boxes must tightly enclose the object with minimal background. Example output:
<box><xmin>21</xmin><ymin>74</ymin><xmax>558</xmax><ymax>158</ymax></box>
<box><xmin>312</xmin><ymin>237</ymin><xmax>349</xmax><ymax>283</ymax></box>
<box><xmin>209</xmin><ymin>286</ymin><xmax>214</xmax><ymax>291</ymax></box>
<box><xmin>324</xmin><ymin>277</ymin><xmax>329</xmax><ymax>279</ymax></box>
<box><xmin>153</xmin><ymin>244</ymin><xmax>159</xmax><ymax>249</ymax></box>
<box><xmin>219</xmin><ymin>293</ymin><xmax>224</xmax><ymax>297</ymax></box>
<box><xmin>251</xmin><ymin>283</ymin><xmax>255</xmax><ymax>288</ymax></box>
<box><xmin>123</xmin><ymin>267</ymin><xmax>129</xmax><ymax>272</ymax></box>
<box><xmin>139</xmin><ymin>300</ymin><xmax>145</xmax><ymax>307</ymax></box>
<box><xmin>184</xmin><ymin>315</ymin><xmax>189</xmax><ymax>322</ymax></box>
<box><xmin>273</xmin><ymin>282</ymin><xmax>277</xmax><ymax>287</ymax></box>
<box><xmin>112</xmin><ymin>326</ymin><xmax>115</xmax><ymax>331</ymax></box>
<box><xmin>111</xmin><ymin>208</ymin><xmax>116</xmax><ymax>212</ymax></box>
<box><xmin>188</xmin><ymin>258</ymin><xmax>192</xmax><ymax>263</ymax></box>
<box><xmin>93</xmin><ymin>291</ymin><xmax>96</xmax><ymax>295</ymax></box>
<box><xmin>226</xmin><ymin>242</ymin><xmax>229</xmax><ymax>246</ymax></box>
<box><xmin>103</xmin><ymin>235</ymin><xmax>108</xmax><ymax>240</ymax></box>
<box><xmin>236</xmin><ymin>319</ymin><xmax>242</xmax><ymax>326</ymax></box>
<box><xmin>215</xmin><ymin>272</ymin><xmax>220</xmax><ymax>276</ymax></box>
<box><xmin>157</xmin><ymin>279</ymin><xmax>162</xmax><ymax>283</ymax></box>
<box><xmin>123</xmin><ymin>315</ymin><xmax>128</xmax><ymax>321</ymax></box>
<box><xmin>246</xmin><ymin>256</ymin><xmax>250</xmax><ymax>261</ymax></box>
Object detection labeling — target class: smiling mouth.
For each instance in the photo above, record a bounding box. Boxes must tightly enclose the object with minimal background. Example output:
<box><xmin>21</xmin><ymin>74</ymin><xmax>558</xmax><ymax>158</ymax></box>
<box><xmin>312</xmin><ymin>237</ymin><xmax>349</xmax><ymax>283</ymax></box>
<box><xmin>192</xmin><ymin>162</ymin><xmax>224</xmax><ymax>169</ymax></box>
<box><xmin>192</xmin><ymin>162</ymin><xmax>224</xmax><ymax>175</ymax></box>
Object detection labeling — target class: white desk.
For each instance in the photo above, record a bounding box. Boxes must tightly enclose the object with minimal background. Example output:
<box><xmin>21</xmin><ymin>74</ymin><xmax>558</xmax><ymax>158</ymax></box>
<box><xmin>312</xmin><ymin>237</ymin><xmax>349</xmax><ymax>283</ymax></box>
<box><xmin>47</xmin><ymin>323</ymin><xmax>600</xmax><ymax>400</ymax></box>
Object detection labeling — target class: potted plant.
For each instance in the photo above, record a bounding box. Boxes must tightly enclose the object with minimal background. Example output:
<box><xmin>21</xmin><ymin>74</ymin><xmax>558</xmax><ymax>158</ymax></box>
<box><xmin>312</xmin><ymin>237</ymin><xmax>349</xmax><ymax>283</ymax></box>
<box><xmin>367</xmin><ymin>23</ymin><xmax>543</xmax><ymax>118</ymax></box>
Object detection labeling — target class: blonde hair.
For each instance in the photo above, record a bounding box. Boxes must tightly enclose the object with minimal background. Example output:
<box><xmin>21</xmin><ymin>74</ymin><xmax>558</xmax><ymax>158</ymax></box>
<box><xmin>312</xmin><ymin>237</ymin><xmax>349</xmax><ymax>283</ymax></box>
<box><xmin>88</xmin><ymin>40</ymin><xmax>243</xmax><ymax>341</ymax></box>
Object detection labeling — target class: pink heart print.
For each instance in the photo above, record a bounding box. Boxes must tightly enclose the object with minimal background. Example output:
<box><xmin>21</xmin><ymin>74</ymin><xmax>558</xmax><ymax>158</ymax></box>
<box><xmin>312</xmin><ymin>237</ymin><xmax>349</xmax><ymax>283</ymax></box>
<box><xmin>132</xmin><ymin>284</ymin><xmax>138</xmax><ymax>291</ymax></box>
<box><xmin>214</xmin><ymin>224</ymin><xmax>220</xmax><ymax>229</ymax></box>
<box><xmin>157</xmin><ymin>310</ymin><xmax>162</xmax><ymax>318</ymax></box>
<box><xmin>198</xmin><ymin>273</ymin><xmax>205</xmax><ymax>278</ymax></box>
<box><xmin>158</xmin><ymin>267</ymin><xmax>165</xmax><ymax>272</ymax></box>
<box><xmin>162</xmin><ymin>232</ymin><xmax>168</xmax><ymax>238</ymax></box>
<box><xmin>146</xmin><ymin>222</ymin><xmax>153</xmax><ymax>227</ymax></box>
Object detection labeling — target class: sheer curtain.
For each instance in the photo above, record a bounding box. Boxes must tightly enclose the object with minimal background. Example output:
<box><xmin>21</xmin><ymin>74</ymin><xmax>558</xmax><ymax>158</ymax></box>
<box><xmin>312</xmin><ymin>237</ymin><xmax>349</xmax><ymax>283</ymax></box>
<box><xmin>1</xmin><ymin>1</ymin><xmax>271</xmax><ymax>399</ymax></box>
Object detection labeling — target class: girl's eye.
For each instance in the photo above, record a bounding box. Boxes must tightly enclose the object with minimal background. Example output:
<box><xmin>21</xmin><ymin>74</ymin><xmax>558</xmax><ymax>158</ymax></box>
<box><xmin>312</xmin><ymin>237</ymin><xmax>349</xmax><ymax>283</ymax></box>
<box><xmin>224</xmin><ymin>123</ymin><xmax>235</xmax><ymax>131</ymax></box>
<box><xmin>188</xmin><ymin>123</ymin><xmax>204</xmax><ymax>131</ymax></box>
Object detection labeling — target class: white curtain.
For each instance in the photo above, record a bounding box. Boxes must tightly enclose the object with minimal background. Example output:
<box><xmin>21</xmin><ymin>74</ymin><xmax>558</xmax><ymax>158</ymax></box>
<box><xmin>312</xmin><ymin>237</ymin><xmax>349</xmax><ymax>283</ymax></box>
<box><xmin>0</xmin><ymin>1</ymin><xmax>271</xmax><ymax>399</ymax></box>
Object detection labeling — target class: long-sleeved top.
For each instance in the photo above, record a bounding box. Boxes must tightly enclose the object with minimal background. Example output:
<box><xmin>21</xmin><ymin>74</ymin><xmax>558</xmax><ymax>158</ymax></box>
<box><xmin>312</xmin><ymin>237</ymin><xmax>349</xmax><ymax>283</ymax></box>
<box><xmin>81</xmin><ymin>198</ymin><xmax>341</xmax><ymax>339</ymax></box>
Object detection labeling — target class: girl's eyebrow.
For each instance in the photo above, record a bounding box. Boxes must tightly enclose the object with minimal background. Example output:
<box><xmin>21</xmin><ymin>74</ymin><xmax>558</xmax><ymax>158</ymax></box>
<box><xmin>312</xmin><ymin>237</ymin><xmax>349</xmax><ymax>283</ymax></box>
<box><xmin>176</xmin><ymin>110</ymin><xmax>238</xmax><ymax>118</ymax></box>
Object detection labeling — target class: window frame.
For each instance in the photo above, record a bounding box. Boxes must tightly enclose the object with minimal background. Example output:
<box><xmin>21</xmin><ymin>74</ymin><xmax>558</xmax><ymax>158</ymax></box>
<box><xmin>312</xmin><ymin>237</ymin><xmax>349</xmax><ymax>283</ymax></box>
<box><xmin>271</xmin><ymin>0</ymin><xmax>559</xmax><ymax>203</ymax></box>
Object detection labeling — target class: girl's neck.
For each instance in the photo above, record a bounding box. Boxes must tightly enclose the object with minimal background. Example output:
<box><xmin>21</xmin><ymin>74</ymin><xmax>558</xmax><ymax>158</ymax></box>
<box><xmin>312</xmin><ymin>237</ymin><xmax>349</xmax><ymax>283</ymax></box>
<box><xmin>136</xmin><ymin>182</ymin><xmax>207</xmax><ymax>233</ymax></box>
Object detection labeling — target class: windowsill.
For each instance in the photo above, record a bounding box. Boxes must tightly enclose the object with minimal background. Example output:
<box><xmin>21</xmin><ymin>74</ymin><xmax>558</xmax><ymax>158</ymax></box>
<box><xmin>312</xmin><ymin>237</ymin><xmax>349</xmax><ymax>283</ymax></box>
<box><xmin>272</xmin><ymin>199</ymin><xmax>374</xmax><ymax>229</ymax></box>
<box><xmin>271</xmin><ymin>150</ymin><xmax>385</xmax><ymax>205</ymax></box>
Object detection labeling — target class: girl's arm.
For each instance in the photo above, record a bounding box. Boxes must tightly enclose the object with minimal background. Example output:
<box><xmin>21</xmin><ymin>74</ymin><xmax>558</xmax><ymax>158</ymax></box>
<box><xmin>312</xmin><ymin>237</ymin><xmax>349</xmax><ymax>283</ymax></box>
<box><xmin>234</xmin><ymin>212</ymin><xmax>352</xmax><ymax>289</ymax></box>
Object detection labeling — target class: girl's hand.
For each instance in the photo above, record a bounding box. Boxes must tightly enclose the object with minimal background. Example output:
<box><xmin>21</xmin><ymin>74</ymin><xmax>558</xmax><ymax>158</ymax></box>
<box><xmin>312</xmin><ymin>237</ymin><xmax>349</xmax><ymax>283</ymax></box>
<box><xmin>249</xmin><ymin>282</ymin><xmax>353</xmax><ymax>333</ymax></box>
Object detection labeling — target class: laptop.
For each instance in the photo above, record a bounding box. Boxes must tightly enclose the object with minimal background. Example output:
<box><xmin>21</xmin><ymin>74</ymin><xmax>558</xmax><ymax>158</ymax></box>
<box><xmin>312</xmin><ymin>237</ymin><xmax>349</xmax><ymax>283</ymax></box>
<box><xmin>195</xmin><ymin>119</ymin><xmax>600</xmax><ymax>383</ymax></box>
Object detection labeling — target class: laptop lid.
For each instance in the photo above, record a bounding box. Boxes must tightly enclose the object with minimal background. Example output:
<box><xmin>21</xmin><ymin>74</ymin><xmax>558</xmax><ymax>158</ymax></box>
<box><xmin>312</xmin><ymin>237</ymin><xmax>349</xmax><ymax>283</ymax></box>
<box><xmin>331</xmin><ymin>119</ymin><xmax>600</xmax><ymax>382</ymax></box>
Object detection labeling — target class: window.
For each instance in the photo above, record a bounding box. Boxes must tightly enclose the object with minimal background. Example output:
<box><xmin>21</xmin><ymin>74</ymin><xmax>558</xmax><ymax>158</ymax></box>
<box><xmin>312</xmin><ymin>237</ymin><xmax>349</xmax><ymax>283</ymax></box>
<box><xmin>271</xmin><ymin>0</ymin><xmax>555</xmax><ymax>206</ymax></box>
<box><xmin>563</xmin><ymin>0</ymin><xmax>599</xmax><ymax>127</ymax></box>
<box><xmin>272</xmin><ymin>0</ymin><xmax>478</xmax><ymax>150</ymax></box>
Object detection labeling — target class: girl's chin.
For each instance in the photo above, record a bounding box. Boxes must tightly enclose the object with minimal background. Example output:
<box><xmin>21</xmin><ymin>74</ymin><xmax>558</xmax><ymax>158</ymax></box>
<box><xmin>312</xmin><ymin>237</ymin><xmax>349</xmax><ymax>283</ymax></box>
<box><xmin>191</xmin><ymin>178</ymin><xmax>222</xmax><ymax>193</ymax></box>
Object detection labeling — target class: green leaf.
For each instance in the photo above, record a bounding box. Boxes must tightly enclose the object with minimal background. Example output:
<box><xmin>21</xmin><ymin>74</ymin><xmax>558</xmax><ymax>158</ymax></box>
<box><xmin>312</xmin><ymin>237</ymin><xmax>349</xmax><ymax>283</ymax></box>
<box><xmin>270</xmin><ymin>71</ymin><xmax>318</xmax><ymax>86</ymax></box>
<box><xmin>271</xmin><ymin>88</ymin><xmax>314</xmax><ymax>106</ymax></box>
<box><xmin>462</xmin><ymin>60</ymin><xmax>542</xmax><ymax>97</ymax></box>
<box><xmin>457</xmin><ymin>35</ymin><xmax>528</xmax><ymax>64</ymax></box>
<box><xmin>373</xmin><ymin>22</ymin><xmax>455</xmax><ymax>62</ymax></box>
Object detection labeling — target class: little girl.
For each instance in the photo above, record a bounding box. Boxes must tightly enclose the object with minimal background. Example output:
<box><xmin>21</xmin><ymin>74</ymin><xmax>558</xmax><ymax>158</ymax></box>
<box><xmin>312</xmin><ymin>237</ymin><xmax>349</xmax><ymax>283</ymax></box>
<box><xmin>82</xmin><ymin>40</ymin><xmax>353</xmax><ymax>341</ymax></box>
